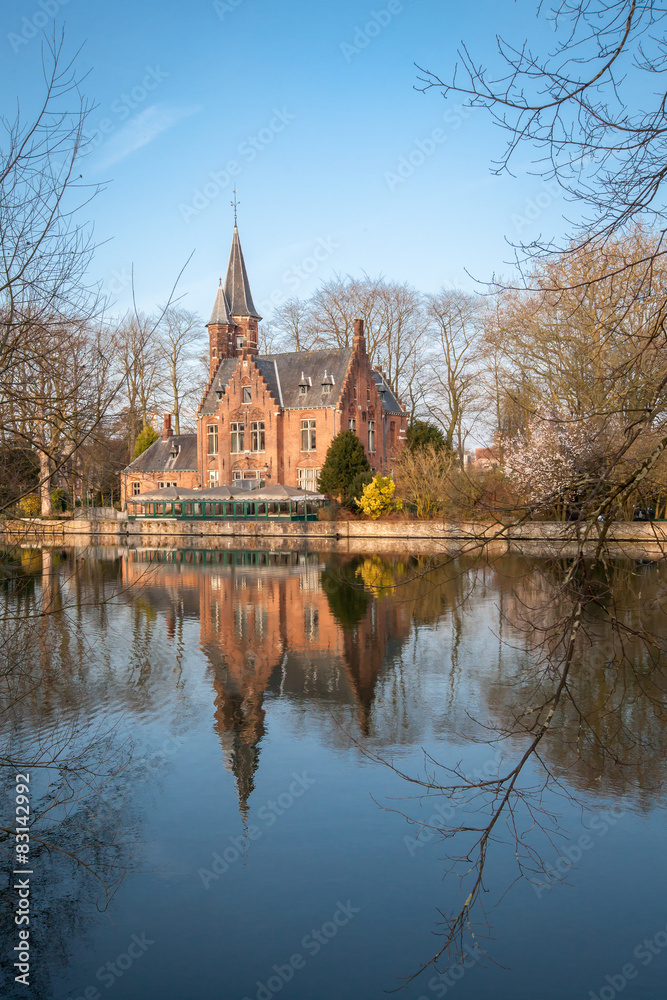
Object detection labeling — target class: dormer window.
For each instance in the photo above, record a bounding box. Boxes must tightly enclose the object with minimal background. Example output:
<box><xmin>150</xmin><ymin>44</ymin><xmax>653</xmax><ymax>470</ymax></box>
<box><xmin>299</xmin><ymin>372</ymin><xmax>312</xmax><ymax>396</ymax></box>
<box><xmin>216</xmin><ymin>389</ymin><xmax>223</xmax><ymax>401</ymax></box>
<box><xmin>321</xmin><ymin>370</ymin><xmax>334</xmax><ymax>395</ymax></box>
<box><xmin>170</xmin><ymin>443</ymin><xmax>180</xmax><ymax>459</ymax></box>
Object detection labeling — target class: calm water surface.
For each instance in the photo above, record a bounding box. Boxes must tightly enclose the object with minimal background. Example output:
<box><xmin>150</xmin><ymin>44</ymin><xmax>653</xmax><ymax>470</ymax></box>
<box><xmin>1</xmin><ymin>544</ymin><xmax>666</xmax><ymax>1000</ymax></box>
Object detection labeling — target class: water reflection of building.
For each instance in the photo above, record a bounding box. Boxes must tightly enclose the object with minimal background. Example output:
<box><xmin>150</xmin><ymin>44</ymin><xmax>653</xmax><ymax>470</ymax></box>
<box><xmin>122</xmin><ymin>549</ymin><xmax>411</xmax><ymax>813</ymax></box>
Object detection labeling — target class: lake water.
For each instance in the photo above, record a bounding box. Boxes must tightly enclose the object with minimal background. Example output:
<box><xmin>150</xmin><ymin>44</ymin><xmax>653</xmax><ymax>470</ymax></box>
<box><xmin>1</xmin><ymin>543</ymin><xmax>666</xmax><ymax>1000</ymax></box>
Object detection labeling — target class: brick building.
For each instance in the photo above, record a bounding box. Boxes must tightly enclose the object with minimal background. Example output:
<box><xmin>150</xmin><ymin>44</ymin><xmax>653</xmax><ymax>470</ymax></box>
<box><xmin>121</xmin><ymin>224</ymin><xmax>407</xmax><ymax>504</ymax></box>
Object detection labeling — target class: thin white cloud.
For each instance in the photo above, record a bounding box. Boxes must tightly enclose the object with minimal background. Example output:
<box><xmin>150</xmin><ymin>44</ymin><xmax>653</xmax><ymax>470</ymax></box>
<box><xmin>94</xmin><ymin>103</ymin><xmax>201</xmax><ymax>171</ymax></box>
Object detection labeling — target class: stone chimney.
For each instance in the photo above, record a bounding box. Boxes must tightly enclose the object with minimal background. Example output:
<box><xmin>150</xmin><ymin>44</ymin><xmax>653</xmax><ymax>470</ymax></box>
<box><xmin>162</xmin><ymin>414</ymin><xmax>173</xmax><ymax>440</ymax></box>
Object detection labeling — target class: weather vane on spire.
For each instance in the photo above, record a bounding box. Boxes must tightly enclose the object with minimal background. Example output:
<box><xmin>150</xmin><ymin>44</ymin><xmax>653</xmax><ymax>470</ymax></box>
<box><xmin>231</xmin><ymin>187</ymin><xmax>239</xmax><ymax>226</ymax></box>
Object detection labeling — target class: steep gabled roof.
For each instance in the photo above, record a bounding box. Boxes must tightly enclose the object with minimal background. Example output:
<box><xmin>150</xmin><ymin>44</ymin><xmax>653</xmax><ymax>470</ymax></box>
<box><xmin>200</xmin><ymin>358</ymin><xmax>241</xmax><ymax>416</ymax></box>
<box><xmin>122</xmin><ymin>434</ymin><xmax>198</xmax><ymax>473</ymax></box>
<box><xmin>254</xmin><ymin>357</ymin><xmax>282</xmax><ymax>405</ymax></box>
<box><xmin>207</xmin><ymin>280</ymin><xmax>233</xmax><ymax>326</ymax></box>
<box><xmin>224</xmin><ymin>226</ymin><xmax>261</xmax><ymax>320</ymax></box>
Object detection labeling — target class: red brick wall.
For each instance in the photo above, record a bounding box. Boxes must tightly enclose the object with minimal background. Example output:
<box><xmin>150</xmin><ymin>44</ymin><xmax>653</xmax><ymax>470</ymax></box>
<box><xmin>199</xmin><ymin>355</ymin><xmax>283</xmax><ymax>487</ymax></box>
<box><xmin>196</xmin><ymin>332</ymin><xmax>407</xmax><ymax>490</ymax></box>
<box><xmin>337</xmin><ymin>332</ymin><xmax>408</xmax><ymax>476</ymax></box>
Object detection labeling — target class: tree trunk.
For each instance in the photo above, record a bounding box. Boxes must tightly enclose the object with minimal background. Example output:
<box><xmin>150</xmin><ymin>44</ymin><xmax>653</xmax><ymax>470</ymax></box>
<box><xmin>36</xmin><ymin>410</ymin><xmax>52</xmax><ymax>516</ymax></box>
<box><xmin>39</xmin><ymin>446</ymin><xmax>52</xmax><ymax>516</ymax></box>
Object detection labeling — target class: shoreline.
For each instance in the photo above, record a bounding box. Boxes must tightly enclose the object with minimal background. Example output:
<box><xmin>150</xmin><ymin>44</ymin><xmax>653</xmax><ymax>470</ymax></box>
<box><xmin>2</xmin><ymin>517</ymin><xmax>666</xmax><ymax>559</ymax></box>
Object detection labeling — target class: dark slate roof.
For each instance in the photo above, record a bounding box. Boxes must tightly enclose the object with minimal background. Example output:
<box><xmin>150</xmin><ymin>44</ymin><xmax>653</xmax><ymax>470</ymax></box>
<box><xmin>264</xmin><ymin>347</ymin><xmax>353</xmax><ymax>409</ymax></box>
<box><xmin>254</xmin><ymin>357</ymin><xmax>283</xmax><ymax>406</ymax></box>
<box><xmin>123</xmin><ymin>434</ymin><xmax>198</xmax><ymax>473</ymax></box>
<box><xmin>200</xmin><ymin>358</ymin><xmax>239</xmax><ymax>416</ymax></box>
<box><xmin>373</xmin><ymin>370</ymin><xmax>403</xmax><ymax>414</ymax></box>
<box><xmin>199</xmin><ymin>348</ymin><xmax>407</xmax><ymax>416</ymax></box>
<box><xmin>225</xmin><ymin>226</ymin><xmax>261</xmax><ymax>320</ymax></box>
<box><xmin>207</xmin><ymin>280</ymin><xmax>233</xmax><ymax>326</ymax></box>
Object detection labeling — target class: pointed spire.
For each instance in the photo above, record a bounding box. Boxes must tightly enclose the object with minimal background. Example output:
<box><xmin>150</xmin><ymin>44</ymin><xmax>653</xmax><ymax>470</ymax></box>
<box><xmin>207</xmin><ymin>278</ymin><xmax>233</xmax><ymax>327</ymax></box>
<box><xmin>224</xmin><ymin>226</ymin><xmax>262</xmax><ymax>320</ymax></box>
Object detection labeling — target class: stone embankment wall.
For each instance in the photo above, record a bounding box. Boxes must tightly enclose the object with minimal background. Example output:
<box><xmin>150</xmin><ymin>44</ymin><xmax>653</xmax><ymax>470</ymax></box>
<box><xmin>2</xmin><ymin>518</ymin><xmax>666</xmax><ymax>558</ymax></box>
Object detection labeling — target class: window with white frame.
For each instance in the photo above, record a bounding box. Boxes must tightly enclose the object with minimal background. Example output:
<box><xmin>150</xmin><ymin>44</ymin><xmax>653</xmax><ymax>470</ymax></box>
<box><xmin>251</xmin><ymin>421</ymin><xmax>265</xmax><ymax>452</ymax></box>
<box><xmin>348</xmin><ymin>418</ymin><xmax>356</xmax><ymax>432</ymax></box>
<box><xmin>231</xmin><ymin>422</ymin><xmax>245</xmax><ymax>453</ymax></box>
<box><xmin>209</xmin><ymin>470</ymin><xmax>219</xmax><ymax>487</ymax></box>
<box><xmin>158</xmin><ymin>481</ymin><xmax>178</xmax><ymax>489</ymax></box>
<box><xmin>322</xmin><ymin>383</ymin><xmax>331</xmax><ymax>395</ymax></box>
<box><xmin>301</xmin><ymin>419</ymin><xmax>316</xmax><ymax>451</ymax></box>
<box><xmin>207</xmin><ymin>424</ymin><xmax>218</xmax><ymax>455</ymax></box>
<box><xmin>297</xmin><ymin>467</ymin><xmax>320</xmax><ymax>491</ymax></box>
<box><xmin>368</xmin><ymin>420</ymin><xmax>376</xmax><ymax>452</ymax></box>
<box><xmin>233</xmin><ymin>470</ymin><xmax>262</xmax><ymax>481</ymax></box>
<box><xmin>242</xmin><ymin>385</ymin><xmax>252</xmax><ymax>404</ymax></box>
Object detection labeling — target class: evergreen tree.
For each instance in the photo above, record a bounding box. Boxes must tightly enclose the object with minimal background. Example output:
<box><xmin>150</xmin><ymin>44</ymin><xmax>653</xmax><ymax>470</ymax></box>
<box><xmin>132</xmin><ymin>424</ymin><xmax>159</xmax><ymax>460</ymax></box>
<box><xmin>406</xmin><ymin>419</ymin><xmax>446</xmax><ymax>452</ymax></box>
<box><xmin>318</xmin><ymin>430</ymin><xmax>371</xmax><ymax>502</ymax></box>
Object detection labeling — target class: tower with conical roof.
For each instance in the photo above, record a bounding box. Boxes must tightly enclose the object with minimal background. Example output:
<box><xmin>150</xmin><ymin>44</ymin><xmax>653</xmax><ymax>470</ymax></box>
<box><xmin>206</xmin><ymin>223</ymin><xmax>262</xmax><ymax>376</ymax></box>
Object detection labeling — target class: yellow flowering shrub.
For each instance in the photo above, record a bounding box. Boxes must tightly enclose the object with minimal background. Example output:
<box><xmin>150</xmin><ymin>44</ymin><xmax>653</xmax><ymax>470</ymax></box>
<box><xmin>19</xmin><ymin>494</ymin><xmax>41</xmax><ymax>517</ymax></box>
<box><xmin>355</xmin><ymin>474</ymin><xmax>402</xmax><ymax>519</ymax></box>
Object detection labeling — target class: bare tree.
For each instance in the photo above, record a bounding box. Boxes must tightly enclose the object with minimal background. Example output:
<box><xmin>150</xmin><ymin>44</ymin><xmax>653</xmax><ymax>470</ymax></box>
<box><xmin>0</xmin><ymin>33</ymin><xmax>118</xmax><ymax>514</ymax></box>
<box><xmin>416</xmin><ymin>1</ymin><xmax>667</xmax><ymax>265</ymax></box>
<box><xmin>424</xmin><ymin>290</ymin><xmax>484</xmax><ymax>459</ymax></box>
<box><xmin>268</xmin><ymin>296</ymin><xmax>317</xmax><ymax>352</ymax></box>
<box><xmin>269</xmin><ymin>275</ymin><xmax>428</xmax><ymax>411</ymax></box>
<box><xmin>113</xmin><ymin>312</ymin><xmax>164</xmax><ymax>456</ymax></box>
<box><xmin>156</xmin><ymin>307</ymin><xmax>204</xmax><ymax>434</ymax></box>
<box><xmin>0</xmin><ymin>313</ymin><xmax>119</xmax><ymax>514</ymax></box>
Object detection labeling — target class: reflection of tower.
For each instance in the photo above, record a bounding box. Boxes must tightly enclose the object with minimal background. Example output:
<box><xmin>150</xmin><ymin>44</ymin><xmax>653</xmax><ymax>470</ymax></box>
<box><xmin>201</xmin><ymin>563</ymin><xmax>286</xmax><ymax>816</ymax></box>
<box><xmin>213</xmin><ymin>678</ymin><xmax>268</xmax><ymax>817</ymax></box>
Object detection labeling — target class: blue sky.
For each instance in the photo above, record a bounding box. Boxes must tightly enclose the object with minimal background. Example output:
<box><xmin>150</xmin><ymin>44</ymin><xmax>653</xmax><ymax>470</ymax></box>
<box><xmin>2</xmin><ymin>0</ymin><xmax>569</xmax><ymax>321</ymax></box>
